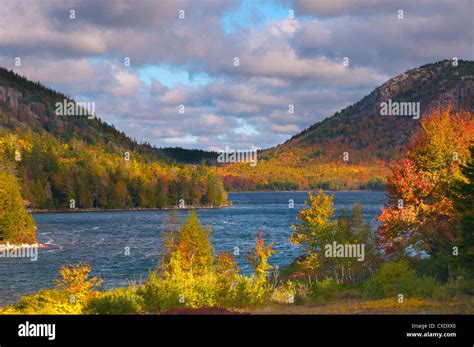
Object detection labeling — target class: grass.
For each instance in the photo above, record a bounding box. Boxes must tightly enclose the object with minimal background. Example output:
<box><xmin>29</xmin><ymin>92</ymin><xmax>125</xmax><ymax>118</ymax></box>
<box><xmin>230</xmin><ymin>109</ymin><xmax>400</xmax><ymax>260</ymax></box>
<box><xmin>246</xmin><ymin>297</ymin><xmax>474</xmax><ymax>315</ymax></box>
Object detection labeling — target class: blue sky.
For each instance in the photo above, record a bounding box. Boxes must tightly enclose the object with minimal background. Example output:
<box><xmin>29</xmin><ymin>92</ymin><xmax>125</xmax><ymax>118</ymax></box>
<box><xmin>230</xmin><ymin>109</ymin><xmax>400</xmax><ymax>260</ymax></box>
<box><xmin>221</xmin><ymin>0</ymin><xmax>291</xmax><ymax>34</ymax></box>
<box><xmin>138</xmin><ymin>65</ymin><xmax>213</xmax><ymax>88</ymax></box>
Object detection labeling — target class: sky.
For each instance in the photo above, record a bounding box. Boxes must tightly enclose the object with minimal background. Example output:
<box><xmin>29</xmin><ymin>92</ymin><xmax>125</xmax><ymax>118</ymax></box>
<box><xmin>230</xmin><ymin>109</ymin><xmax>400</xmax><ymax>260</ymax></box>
<box><xmin>0</xmin><ymin>0</ymin><xmax>472</xmax><ymax>151</ymax></box>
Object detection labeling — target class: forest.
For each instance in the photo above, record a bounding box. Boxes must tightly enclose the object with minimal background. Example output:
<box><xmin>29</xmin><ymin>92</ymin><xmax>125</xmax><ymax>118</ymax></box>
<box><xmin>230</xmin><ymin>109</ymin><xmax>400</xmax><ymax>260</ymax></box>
<box><xmin>220</xmin><ymin>160</ymin><xmax>388</xmax><ymax>191</ymax></box>
<box><xmin>0</xmin><ymin>68</ymin><xmax>228</xmax><ymax>223</ymax></box>
<box><xmin>0</xmin><ymin>128</ymin><xmax>227</xmax><ymax>209</ymax></box>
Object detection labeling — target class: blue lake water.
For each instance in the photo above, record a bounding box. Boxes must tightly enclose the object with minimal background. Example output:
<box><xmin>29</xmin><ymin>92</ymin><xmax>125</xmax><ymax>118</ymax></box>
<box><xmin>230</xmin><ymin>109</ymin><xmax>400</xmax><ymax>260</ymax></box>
<box><xmin>0</xmin><ymin>191</ymin><xmax>386</xmax><ymax>305</ymax></box>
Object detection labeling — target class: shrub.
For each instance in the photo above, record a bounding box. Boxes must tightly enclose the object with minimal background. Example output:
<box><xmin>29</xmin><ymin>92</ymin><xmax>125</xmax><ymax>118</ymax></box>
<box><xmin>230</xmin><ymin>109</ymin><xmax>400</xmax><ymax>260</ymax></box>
<box><xmin>140</xmin><ymin>269</ymin><xmax>271</xmax><ymax>312</ymax></box>
<box><xmin>364</xmin><ymin>261</ymin><xmax>437</xmax><ymax>298</ymax></box>
<box><xmin>433</xmin><ymin>279</ymin><xmax>474</xmax><ymax>299</ymax></box>
<box><xmin>270</xmin><ymin>282</ymin><xmax>296</xmax><ymax>304</ymax></box>
<box><xmin>14</xmin><ymin>289</ymin><xmax>82</xmax><ymax>314</ymax></box>
<box><xmin>85</xmin><ymin>287</ymin><xmax>144</xmax><ymax>314</ymax></box>
<box><xmin>408</xmin><ymin>257</ymin><xmax>449</xmax><ymax>282</ymax></box>
<box><xmin>405</xmin><ymin>277</ymin><xmax>437</xmax><ymax>298</ymax></box>
<box><xmin>140</xmin><ymin>271</ymin><xmax>219</xmax><ymax>312</ymax></box>
<box><xmin>0</xmin><ymin>262</ymin><xmax>102</xmax><ymax>314</ymax></box>
<box><xmin>55</xmin><ymin>262</ymin><xmax>103</xmax><ymax>303</ymax></box>
<box><xmin>335</xmin><ymin>288</ymin><xmax>366</xmax><ymax>300</ymax></box>
<box><xmin>140</xmin><ymin>272</ymin><xmax>185</xmax><ymax>312</ymax></box>
<box><xmin>230</xmin><ymin>276</ymin><xmax>268</xmax><ymax>307</ymax></box>
<box><xmin>0</xmin><ymin>306</ymin><xmax>20</xmax><ymax>314</ymax></box>
<box><xmin>140</xmin><ymin>215</ymin><xmax>276</xmax><ymax>312</ymax></box>
<box><xmin>310</xmin><ymin>278</ymin><xmax>344</xmax><ymax>301</ymax></box>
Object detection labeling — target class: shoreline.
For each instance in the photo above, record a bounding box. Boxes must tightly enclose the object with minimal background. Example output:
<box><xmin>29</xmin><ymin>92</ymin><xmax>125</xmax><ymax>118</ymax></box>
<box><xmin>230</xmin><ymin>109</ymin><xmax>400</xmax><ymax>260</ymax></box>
<box><xmin>27</xmin><ymin>190</ymin><xmax>388</xmax><ymax>213</ymax></box>
<box><xmin>29</xmin><ymin>205</ymin><xmax>228</xmax><ymax>214</ymax></box>
<box><xmin>225</xmin><ymin>189</ymin><xmax>387</xmax><ymax>193</ymax></box>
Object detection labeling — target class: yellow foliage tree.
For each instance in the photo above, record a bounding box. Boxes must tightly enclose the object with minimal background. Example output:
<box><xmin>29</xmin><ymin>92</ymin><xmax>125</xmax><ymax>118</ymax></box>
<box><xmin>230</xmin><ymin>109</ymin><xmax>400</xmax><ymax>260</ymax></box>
<box><xmin>55</xmin><ymin>262</ymin><xmax>103</xmax><ymax>303</ymax></box>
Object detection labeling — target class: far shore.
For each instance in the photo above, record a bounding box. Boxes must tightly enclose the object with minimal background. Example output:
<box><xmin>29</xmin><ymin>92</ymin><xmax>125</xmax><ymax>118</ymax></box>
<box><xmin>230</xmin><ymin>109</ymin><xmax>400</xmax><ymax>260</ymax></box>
<box><xmin>27</xmin><ymin>190</ymin><xmax>387</xmax><ymax>214</ymax></box>
<box><xmin>226</xmin><ymin>189</ymin><xmax>387</xmax><ymax>193</ymax></box>
<box><xmin>28</xmin><ymin>205</ymin><xmax>229</xmax><ymax>214</ymax></box>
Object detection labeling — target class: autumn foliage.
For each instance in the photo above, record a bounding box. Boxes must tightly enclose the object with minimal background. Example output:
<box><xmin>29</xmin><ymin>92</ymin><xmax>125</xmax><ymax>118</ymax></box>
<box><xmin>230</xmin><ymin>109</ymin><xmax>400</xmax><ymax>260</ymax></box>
<box><xmin>248</xmin><ymin>230</ymin><xmax>276</xmax><ymax>282</ymax></box>
<box><xmin>377</xmin><ymin>108</ymin><xmax>474</xmax><ymax>262</ymax></box>
<box><xmin>140</xmin><ymin>211</ymin><xmax>276</xmax><ymax>310</ymax></box>
<box><xmin>0</xmin><ymin>128</ymin><xmax>228</xmax><ymax>211</ymax></box>
<box><xmin>55</xmin><ymin>262</ymin><xmax>103</xmax><ymax>302</ymax></box>
<box><xmin>290</xmin><ymin>190</ymin><xmax>379</xmax><ymax>283</ymax></box>
<box><xmin>0</xmin><ymin>170</ymin><xmax>36</xmax><ymax>243</ymax></box>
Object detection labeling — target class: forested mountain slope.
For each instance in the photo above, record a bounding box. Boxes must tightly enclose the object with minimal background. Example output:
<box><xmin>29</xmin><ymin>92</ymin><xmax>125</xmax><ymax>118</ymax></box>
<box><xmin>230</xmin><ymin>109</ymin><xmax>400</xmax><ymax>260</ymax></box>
<box><xmin>221</xmin><ymin>60</ymin><xmax>474</xmax><ymax>191</ymax></box>
<box><xmin>0</xmin><ymin>69</ymin><xmax>226</xmax><ymax>210</ymax></box>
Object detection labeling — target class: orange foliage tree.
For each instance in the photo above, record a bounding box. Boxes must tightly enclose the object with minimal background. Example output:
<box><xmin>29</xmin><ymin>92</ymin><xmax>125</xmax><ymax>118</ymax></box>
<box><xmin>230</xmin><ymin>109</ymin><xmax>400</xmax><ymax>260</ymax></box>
<box><xmin>377</xmin><ymin>108</ymin><xmax>474</xmax><ymax>275</ymax></box>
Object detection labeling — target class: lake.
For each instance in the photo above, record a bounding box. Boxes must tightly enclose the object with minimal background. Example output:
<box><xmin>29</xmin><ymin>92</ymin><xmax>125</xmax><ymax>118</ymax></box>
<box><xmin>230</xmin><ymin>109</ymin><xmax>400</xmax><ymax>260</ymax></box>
<box><xmin>0</xmin><ymin>191</ymin><xmax>386</xmax><ymax>305</ymax></box>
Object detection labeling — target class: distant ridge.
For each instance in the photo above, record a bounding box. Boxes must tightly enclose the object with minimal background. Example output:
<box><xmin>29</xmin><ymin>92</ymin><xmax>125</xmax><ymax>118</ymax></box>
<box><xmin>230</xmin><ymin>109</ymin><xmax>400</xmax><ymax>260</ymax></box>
<box><xmin>221</xmin><ymin>60</ymin><xmax>474</xmax><ymax>191</ymax></box>
<box><xmin>262</xmin><ymin>60</ymin><xmax>474</xmax><ymax>163</ymax></box>
<box><xmin>0</xmin><ymin>67</ymin><xmax>216</xmax><ymax>164</ymax></box>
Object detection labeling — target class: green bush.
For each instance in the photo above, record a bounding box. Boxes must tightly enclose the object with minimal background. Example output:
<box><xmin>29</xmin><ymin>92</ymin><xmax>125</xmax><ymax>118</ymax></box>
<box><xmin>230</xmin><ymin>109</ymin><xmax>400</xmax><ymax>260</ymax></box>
<box><xmin>140</xmin><ymin>270</ymin><xmax>271</xmax><ymax>312</ymax></box>
<box><xmin>14</xmin><ymin>289</ymin><xmax>82</xmax><ymax>314</ymax></box>
<box><xmin>310</xmin><ymin>278</ymin><xmax>344</xmax><ymax>301</ymax></box>
<box><xmin>85</xmin><ymin>287</ymin><xmax>144</xmax><ymax>314</ymax></box>
<box><xmin>140</xmin><ymin>271</ymin><xmax>226</xmax><ymax>311</ymax></box>
<box><xmin>139</xmin><ymin>272</ymin><xmax>185</xmax><ymax>312</ymax></box>
<box><xmin>364</xmin><ymin>261</ymin><xmax>437</xmax><ymax>299</ymax></box>
<box><xmin>433</xmin><ymin>280</ymin><xmax>474</xmax><ymax>299</ymax></box>
<box><xmin>405</xmin><ymin>277</ymin><xmax>438</xmax><ymax>298</ymax></box>
<box><xmin>231</xmin><ymin>276</ymin><xmax>271</xmax><ymax>307</ymax></box>
<box><xmin>408</xmin><ymin>257</ymin><xmax>449</xmax><ymax>282</ymax></box>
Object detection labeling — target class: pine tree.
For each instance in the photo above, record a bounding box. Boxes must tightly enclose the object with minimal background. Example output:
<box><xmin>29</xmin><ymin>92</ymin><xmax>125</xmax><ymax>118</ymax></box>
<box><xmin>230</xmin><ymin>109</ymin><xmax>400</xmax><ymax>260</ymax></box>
<box><xmin>167</xmin><ymin>211</ymin><xmax>214</xmax><ymax>276</ymax></box>
<box><xmin>0</xmin><ymin>171</ymin><xmax>36</xmax><ymax>243</ymax></box>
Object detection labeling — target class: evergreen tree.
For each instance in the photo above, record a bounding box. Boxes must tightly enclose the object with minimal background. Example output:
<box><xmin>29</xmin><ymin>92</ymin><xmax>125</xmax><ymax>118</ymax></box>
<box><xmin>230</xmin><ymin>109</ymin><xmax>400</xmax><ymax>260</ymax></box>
<box><xmin>0</xmin><ymin>171</ymin><xmax>36</xmax><ymax>243</ymax></box>
<box><xmin>166</xmin><ymin>211</ymin><xmax>214</xmax><ymax>276</ymax></box>
<box><xmin>454</xmin><ymin>146</ymin><xmax>474</xmax><ymax>279</ymax></box>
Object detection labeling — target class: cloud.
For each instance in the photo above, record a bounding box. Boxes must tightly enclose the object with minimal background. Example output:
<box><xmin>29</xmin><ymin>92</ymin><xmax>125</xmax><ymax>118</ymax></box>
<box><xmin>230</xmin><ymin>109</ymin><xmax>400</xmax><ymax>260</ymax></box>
<box><xmin>0</xmin><ymin>0</ymin><xmax>472</xmax><ymax>150</ymax></box>
<box><xmin>292</xmin><ymin>0</ymin><xmax>464</xmax><ymax>17</ymax></box>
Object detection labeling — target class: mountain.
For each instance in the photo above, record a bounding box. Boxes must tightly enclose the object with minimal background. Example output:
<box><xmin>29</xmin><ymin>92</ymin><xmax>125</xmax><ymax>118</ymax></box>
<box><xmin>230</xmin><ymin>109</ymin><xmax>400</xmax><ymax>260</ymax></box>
<box><xmin>266</xmin><ymin>60</ymin><xmax>474</xmax><ymax>163</ymax></box>
<box><xmin>221</xmin><ymin>60</ymin><xmax>474</xmax><ymax>191</ymax></box>
<box><xmin>2</xmin><ymin>60</ymin><xmax>472</xmax><ymax>197</ymax></box>
<box><xmin>0</xmin><ymin>67</ymin><xmax>217</xmax><ymax>164</ymax></box>
<box><xmin>0</xmin><ymin>68</ymin><xmax>227</xmax><ymax>210</ymax></box>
